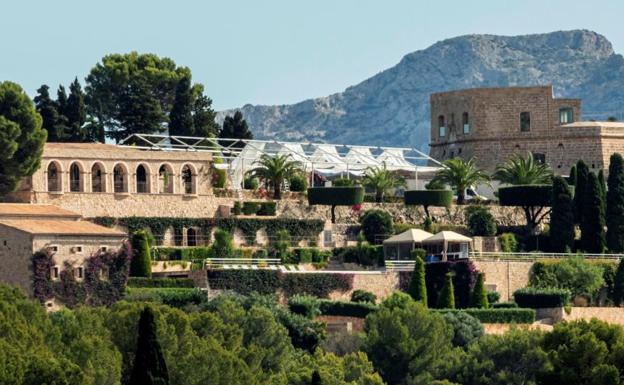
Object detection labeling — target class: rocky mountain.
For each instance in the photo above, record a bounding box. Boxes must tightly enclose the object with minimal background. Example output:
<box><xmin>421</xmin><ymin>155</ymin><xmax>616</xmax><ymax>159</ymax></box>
<box><xmin>218</xmin><ymin>30</ymin><xmax>624</xmax><ymax>150</ymax></box>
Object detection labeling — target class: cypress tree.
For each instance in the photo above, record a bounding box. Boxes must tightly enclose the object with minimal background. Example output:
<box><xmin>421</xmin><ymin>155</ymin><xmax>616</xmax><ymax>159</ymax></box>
<box><xmin>219</xmin><ymin>111</ymin><xmax>252</xmax><ymax>148</ymax></box>
<box><xmin>568</xmin><ymin>164</ymin><xmax>577</xmax><ymax>186</ymax></box>
<box><xmin>55</xmin><ymin>85</ymin><xmax>70</xmax><ymax>141</ymax></box>
<box><xmin>574</xmin><ymin>160</ymin><xmax>589</xmax><ymax>224</ymax></box>
<box><xmin>130</xmin><ymin>230</ymin><xmax>152</xmax><ymax>277</ymax></box>
<box><xmin>614</xmin><ymin>258</ymin><xmax>624</xmax><ymax>306</ymax></box>
<box><xmin>580</xmin><ymin>172</ymin><xmax>606</xmax><ymax>253</ymax></box>
<box><xmin>437</xmin><ymin>273</ymin><xmax>455</xmax><ymax>309</ymax></box>
<box><xmin>129</xmin><ymin>307</ymin><xmax>169</xmax><ymax>385</ymax></box>
<box><xmin>407</xmin><ymin>253</ymin><xmax>427</xmax><ymax>307</ymax></box>
<box><xmin>169</xmin><ymin>76</ymin><xmax>194</xmax><ymax>136</ymax></box>
<box><xmin>550</xmin><ymin>176</ymin><xmax>575</xmax><ymax>252</ymax></box>
<box><xmin>607</xmin><ymin>153</ymin><xmax>624</xmax><ymax>252</ymax></box>
<box><xmin>34</xmin><ymin>85</ymin><xmax>61</xmax><ymax>141</ymax></box>
<box><xmin>470</xmin><ymin>272</ymin><xmax>488</xmax><ymax>308</ymax></box>
<box><xmin>66</xmin><ymin>78</ymin><xmax>88</xmax><ymax>142</ymax></box>
<box><xmin>191</xmin><ymin>84</ymin><xmax>219</xmax><ymax>138</ymax></box>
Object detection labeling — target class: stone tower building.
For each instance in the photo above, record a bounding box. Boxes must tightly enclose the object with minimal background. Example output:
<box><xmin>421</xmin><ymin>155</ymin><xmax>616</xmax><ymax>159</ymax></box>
<box><xmin>428</xmin><ymin>85</ymin><xmax>624</xmax><ymax>173</ymax></box>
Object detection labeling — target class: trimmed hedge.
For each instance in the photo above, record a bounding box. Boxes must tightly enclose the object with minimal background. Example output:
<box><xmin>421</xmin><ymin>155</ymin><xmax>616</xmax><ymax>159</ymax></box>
<box><xmin>127</xmin><ymin>277</ymin><xmax>195</xmax><ymax>288</ymax></box>
<box><xmin>152</xmin><ymin>247</ymin><xmax>212</xmax><ymax>261</ymax></box>
<box><xmin>207</xmin><ymin>270</ymin><xmax>353</xmax><ymax>298</ymax></box>
<box><xmin>498</xmin><ymin>185</ymin><xmax>553</xmax><ymax>207</ymax></box>
<box><xmin>333</xmin><ymin>245</ymin><xmax>384</xmax><ymax>267</ymax></box>
<box><xmin>125</xmin><ymin>287</ymin><xmax>205</xmax><ymax>308</ymax></box>
<box><xmin>257</xmin><ymin>202</ymin><xmax>277</xmax><ymax>216</ymax></box>
<box><xmin>291</xmin><ymin>248</ymin><xmax>332</xmax><ymax>264</ymax></box>
<box><xmin>242</xmin><ymin>202</ymin><xmax>260</xmax><ymax>215</ymax></box>
<box><xmin>318</xmin><ymin>300</ymin><xmax>377</xmax><ymax>318</ymax></box>
<box><xmin>404</xmin><ymin>190</ymin><xmax>452</xmax><ymax>207</ymax></box>
<box><xmin>308</xmin><ymin>186</ymin><xmax>364</xmax><ymax>206</ymax></box>
<box><xmin>513</xmin><ymin>287</ymin><xmax>571</xmax><ymax>308</ymax></box>
<box><xmin>434</xmin><ymin>308</ymin><xmax>536</xmax><ymax>323</ymax></box>
<box><xmin>491</xmin><ymin>301</ymin><xmax>519</xmax><ymax>309</ymax></box>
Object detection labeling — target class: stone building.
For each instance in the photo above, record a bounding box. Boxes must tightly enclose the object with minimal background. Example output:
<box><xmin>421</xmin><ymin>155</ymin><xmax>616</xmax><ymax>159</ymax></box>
<box><xmin>429</xmin><ymin>85</ymin><xmax>624</xmax><ymax>173</ymax></box>
<box><xmin>0</xmin><ymin>203</ymin><xmax>126</xmax><ymax>295</ymax></box>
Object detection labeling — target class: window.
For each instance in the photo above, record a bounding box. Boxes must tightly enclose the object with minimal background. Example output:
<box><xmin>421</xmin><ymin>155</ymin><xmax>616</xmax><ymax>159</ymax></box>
<box><xmin>113</xmin><ymin>164</ymin><xmax>127</xmax><ymax>193</ymax></box>
<box><xmin>462</xmin><ymin>112</ymin><xmax>470</xmax><ymax>134</ymax></box>
<box><xmin>99</xmin><ymin>246</ymin><xmax>108</xmax><ymax>252</ymax></box>
<box><xmin>2</xmin><ymin>240</ymin><xmax>6</xmax><ymax>246</ymax></box>
<box><xmin>50</xmin><ymin>245</ymin><xmax>59</xmax><ymax>252</ymax></box>
<box><xmin>532</xmin><ymin>153</ymin><xmax>546</xmax><ymax>164</ymax></box>
<box><xmin>520</xmin><ymin>112</ymin><xmax>531</xmax><ymax>132</ymax></box>
<box><xmin>91</xmin><ymin>163</ymin><xmax>105</xmax><ymax>192</ymax></box>
<box><xmin>52</xmin><ymin>266</ymin><xmax>59</xmax><ymax>280</ymax></box>
<box><xmin>159</xmin><ymin>164</ymin><xmax>174</xmax><ymax>194</ymax></box>
<box><xmin>77</xmin><ymin>267</ymin><xmax>84</xmax><ymax>279</ymax></box>
<box><xmin>438</xmin><ymin>115</ymin><xmax>445</xmax><ymax>137</ymax></box>
<box><xmin>187</xmin><ymin>228</ymin><xmax>197</xmax><ymax>247</ymax></box>
<box><xmin>559</xmin><ymin>108</ymin><xmax>574</xmax><ymax>124</ymax></box>
<box><xmin>72</xmin><ymin>245</ymin><xmax>83</xmax><ymax>254</ymax></box>
<box><xmin>181</xmin><ymin>165</ymin><xmax>195</xmax><ymax>194</ymax></box>
<box><xmin>69</xmin><ymin>163</ymin><xmax>82</xmax><ymax>192</ymax></box>
<box><xmin>136</xmin><ymin>164</ymin><xmax>149</xmax><ymax>193</ymax></box>
<box><xmin>47</xmin><ymin>162</ymin><xmax>62</xmax><ymax>192</ymax></box>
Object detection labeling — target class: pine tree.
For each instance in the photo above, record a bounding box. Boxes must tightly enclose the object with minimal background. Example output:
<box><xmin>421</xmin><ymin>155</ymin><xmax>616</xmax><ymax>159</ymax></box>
<box><xmin>580</xmin><ymin>172</ymin><xmax>606</xmax><ymax>253</ymax></box>
<box><xmin>66</xmin><ymin>78</ymin><xmax>88</xmax><ymax>142</ymax></box>
<box><xmin>130</xmin><ymin>231</ymin><xmax>152</xmax><ymax>277</ymax></box>
<box><xmin>169</xmin><ymin>76</ymin><xmax>194</xmax><ymax>136</ymax></box>
<box><xmin>408</xmin><ymin>253</ymin><xmax>427</xmax><ymax>306</ymax></box>
<box><xmin>568</xmin><ymin>164</ymin><xmax>577</xmax><ymax>186</ymax></box>
<box><xmin>55</xmin><ymin>85</ymin><xmax>70</xmax><ymax>140</ymax></box>
<box><xmin>574</xmin><ymin>160</ymin><xmax>589</xmax><ymax>224</ymax></box>
<box><xmin>614</xmin><ymin>258</ymin><xmax>624</xmax><ymax>306</ymax></box>
<box><xmin>437</xmin><ymin>273</ymin><xmax>455</xmax><ymax>309</ymax></box>
<box><xmin>191</xmin><ymin>84</ymin><xmax>219</xmax><ymax>137</ymax></box>
<box><xmin>550</xmin><ymin>176</ymin><xmax>575</xmax><ymax>252</ymax></box>
<box><xmin>607</xmin><ymin>154</ymin><xmax>624</xmax><ymax>252</ymax></box>
<box><xmin>219</xmin><ymin>111</ymin><xmax>252</xmax><ymax>148</ymax></box>
<box><xmin>34</xmin><ymin>85</ymin><xmax>61</xmax><ymax>141</ymax></box>
<box><xmin>470</xmin><ymin>272</ymin><xmax>489</xmax><ymax>308</ymax></box>
<box><xmin>129</xmin><ymin>307</ymin><xmax>169</xmax><ymax>385</ymax></box>
<box><xmin>114</xmin><ymin>78</ymin><xmax>163</xmax><ymax>143</ymax></box>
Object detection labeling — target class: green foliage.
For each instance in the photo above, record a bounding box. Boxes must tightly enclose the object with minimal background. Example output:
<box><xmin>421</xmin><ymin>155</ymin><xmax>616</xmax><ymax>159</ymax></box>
<box><xmin>364</xmin><ymin>294</ymin><xmax>453</xmax><ymax>385</ymax></box>
<box><xmin>568</xmin><ymin>164</ymin><xmax>577</xmax><ymax>186</ymax></box>
<box><xmin>487</xmin><ymin>291</ymin><xmax>501</xmax><ymax>304</ymax></box>
<box><xmin>360</xmin><ymin>209</ymin><xmax>393</xmax><ymax>244</ymax></box>
<box><xmin>211</xmin><ymin>228</ymin><xmax>235</xmax><ymax>258</ymax></box>
<box><xmin>152</xmin><ymin>247</ymin><xmax>211</xmax><ymax>261</ymax></box>
<box><xmin>529</xmin><ymin>258</ymin><xmax>607</xmax><ymax>300</ymax></box>
<box><xmin>318</xmin><ymin>300</ymin><xmax>378</xmax><ymax>318</ymax></box>
<box><xmin>465</xmin><ymin>205</ymin><xmax>497</xmax><ymax>236</ymax></box>
<box><xmin>125</xmin><ymin>288</ymin><xmax>206</xmax><ymax>308</ymax></box>
<box><xmin>498</xmin><ymin>184</ymin><xmax>553</xmax><ymax>232</ymax></box>
<box><xmin>129</xmin><ymin>307</ymin><xmax>170</xmax><ymax>385</ymax></box>
<box><xmin>0</xmin><ymin>81</ymin><xmax>47</xmax><ymax>195</ymax></box>
<box><xmin>248</xmin><ymin>154</ymin><xmax>302</xmax><ymax>199</ymax></box>
<box><xmin>404</xmin><ymin>189</ymin><xmax>452</xmax><ymax>217</ymax></box>
<box><xmin>243</xmin><ymin>176</ymin><xmax>259</xmax><ymax>190</ymax></box>
<box><xmin>494</xmin><ymin>152</ymin><xmax>553</xmax><ymax>185</ymax></box>
<box><xmin>607</xmin><ymin>153</ymin><xmax>624</xmax><ymax>252</ymax></box>
<box><xmin>580</xmin><ymin>172</ymin><xmax>606</xmax><ymax>253</ymax></box>
<box><xmin>242</xmin><ymin>201</ymin><xmax>260</xmax><ymax>215</ymax></box>
<box><xmin>442</xmin><ymin>311</ymin><xmax>484</xmax><ymax>347</ymax></box>
<box><xmin>432</xmin><ymin>157</ymin><xmax>490</xmax><ymax>204</ymax></box>
<box><xmin>332</xmin><ymin>177</ymin><xmax>356</xmax><ymax>187</ymax></box>
<box><xmin>499</xmin><ymin>233</ymin><xmax>518</xmax><ymax>252</ymax></box>
<box><xmin>423</xmin><ymin>216</ymin><xmax>434</xmax><ymax>232</ymax></box>
<box><xmin>471</xmin><ymin>273</ymin><xmax>489</xmax><ymax>308</ymax></box>
<box><xmin>130</xmin><ymin>231</ymin><xmax>152</xmax><ymax>278</ymax></box>
<box><xmin>574</xmin><ymin>160</ymin><xmax>590</xmax><ymax>223</ymax></box>
<box><xmin>333</xmin><ymin>244</ymin><xmax>384</xmax><ymax>267</ymax></box>
<box><xmin>211</xmin><ymin>167</ymin><xmax>227</xmax><ymax>188</ymax></box>
<box><xmin>308</xmin><ymin>186</ymin><xmax>365</xmax><ymax>223</ymax></box>
<box><xmin>350</xmin><ymin>289</ymin><xmax>377</xmax><ymax>303</ymax></box>
<box><xmin>362</xmin><ymin>163</ymin><xmax>406</xmax><ymax>203</ymax></box>
<box><xmin>219</xmin><ymin>111</ymin><xmax>252</xmax><ymax>145</ymax></box>
<box><xmin>257</xmin><ymin>202</ymin><xmax>277</xmax><ymax>216</ymax></box>
<box><xmin>435</xmin><ymin>308</ymin><xmax>536</xmax><ymax>323</ymax></box>
<box><xmin>491</xmin><ymin>301</ymin><xmax>519</xmax><ymax>308</ymax></box>
<box><xmin>549</xmin><ymin>176</ymin><xmax>576</xmax><ymax>252</ymax></box>
<box><xmin>233</xmin><ymin>201</ymin><xmax>242</xmax><ymax>215</ymax></box>
<box><xmin>288</xmin><ymin>174</ymin><xmax>308</xmax><ymax>192</ymax></box>
<box><xmin>514</xmin><ymin>287</ymin><xmax>571</xmax><ymax>308</ymax></box>
<box><xmin>288</xmin><ymin>295</ymin><xmax>321</xmax><ymax>318</ymax></box>
<box><xmin>408</xmin><ymin>254</ymin><xmax>427</xmax><ymax>306</ymax></box>
<box><xmin>127</xmin><ymin>277</ymin><xmax>194</xmax><ymax>288</ymax></box>
<box><xmin>613</xmin><ymin>258</ymin><xmax>624</xmax><ymax>306</ymax></box>
<box><xmin>438</xmin><ymin>273</ymin><xmax>456</xmax><ymax>309</ymax></box>
<box><xmin>272</xmin><ymin>229</ymin><xmax>292</xmax><ymax>262</ymax></box>
<box><xmin>168</xmin><ymin>75</ymin><xmax>194</xmax><ymax>136</ymax></box>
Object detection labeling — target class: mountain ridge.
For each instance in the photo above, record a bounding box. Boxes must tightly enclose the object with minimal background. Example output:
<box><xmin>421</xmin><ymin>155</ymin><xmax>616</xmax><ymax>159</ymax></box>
<box><xmin>218</xmin><ymin>30</ymin><xmax>624</xmax><ymax>150</ymax></box>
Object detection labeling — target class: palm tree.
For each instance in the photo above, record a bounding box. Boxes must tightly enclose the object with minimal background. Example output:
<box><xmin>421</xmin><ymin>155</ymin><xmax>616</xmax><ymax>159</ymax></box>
<box><xmin>432</xmin><ymin>158</ymin><xmax>490</xmax><ymax>204</ymax></box>
<box><xmin>493</xmin><ymin>152</ymin><xmax>552</xmax><ymax>185</ymax></box>
<box><xmin>247</xmin><ymin>154</ymin><xmax>302</xmax><ymax>199</ymax></box>
<box><xmin>362</xmin><ymin>163</ymin><xmax>406</xmax><ymax>203</ymax></box>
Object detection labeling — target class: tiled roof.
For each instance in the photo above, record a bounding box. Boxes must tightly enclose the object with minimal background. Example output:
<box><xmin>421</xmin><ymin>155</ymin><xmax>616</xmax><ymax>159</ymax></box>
<box><xmin>0</xmin><ymin>204</ymin><xmax>81</xmax><ymax>218</ymax></box>
<box><xmin>0</xmin><ymin>219</ymin><xmax>126</xmax><ymax>236</ymax></box>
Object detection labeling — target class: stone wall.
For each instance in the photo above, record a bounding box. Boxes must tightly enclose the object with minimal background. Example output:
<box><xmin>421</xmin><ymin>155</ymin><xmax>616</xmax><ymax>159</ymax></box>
<box><xmin>0</xmin><ymin>226</ymin><xmax>34</xmax><ymax>295</ymax></box>
<box><xmin>328</xmin><ymin>272</ymin><xmax>400</xmax><ymax>301</ymax></box>
<box><xmin>536</xmin><ymin>307</ymin><xmax>624</xmax><ymax>325</ymax></box>
<box><xmin>473</xmin><ymin>260</ymin><xmax>533</xmax><ymax>301</ymax></box>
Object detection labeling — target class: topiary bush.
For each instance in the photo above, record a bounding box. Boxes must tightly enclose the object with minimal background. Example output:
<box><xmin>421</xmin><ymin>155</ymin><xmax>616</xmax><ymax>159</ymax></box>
<box><xmin>318</xmin><ymin>299</ymin><xmax>377</xmax><ymax>318</ymax></box>
<box><xmin>404</xmin><ymin>189</ymin><xmax>453</xmax><ymax>218</ymax></box>
<box><xmin>242</xmin><ymin>202</ymin><xmax>260</xmax><ymax>215</ymax></box>
<box><xmin>211</xmin><ymin>228</ymin><xmax>235</xmax><ymax>258</ymax></box>
<box><xmin>497</xmin><ymin>185</ymin><xmax>552</xmax><ymax>207</ymax></box>
<box><xmin>243</xmin><ymin>176</ymin><xmax>259</xmax><ymax>190</ymax></box>
<box><xmin>289</xmin><ymin>175</ymin><xmax>308</xmax><ymax>192</ymax></box>
<box><xmin>487</xmin><ymin>291</ymin><xmax>500</xmax><ymax>304</ymax></box>
<box><xmin>232</xmin><ymin>201</ymin><xmax>242</xmax><ymax>215</ymax></box>
<box><xmin>465</xmin><ymin>206</ymin><xmax>497</xmax><ymax>236</ymax></box>
<box><xmin>257</xmin><ymin>201</ymin><xmax>277</xmax><ymax>216</ymax></box>
<box><xmin>308</xmin><ymin>186</ymin><xmax>365</xmax><ymax>223</ymax></box>
<box><xmin>499</xmin><ymin>233</ymin><xmax>518</xmax><ymax>252</ymax></box>
<box><xmin>360</xmin><ymin>209</ymin><xmax>394</xmax><ymax>244</ymax></box>
<box><xmin>513</xmin><ymin>287</ymin><xmax>571</xmax><ymax>308</ymax></box>
<box><xmin>491</xmin><ymin>301</ymin><xmax>518</xmax><ymax>308</ymax></box>
<box><xmin>130</xmin><ymin>230</ymin><xmax>152</xmax><ymax>277</ymax></box>
<box><xmin>470</xmin><ymin>272</ymin><xmax>489</xmax><ymax>308</ymax></box>
<box><xmin>350</xmin><ymin>289</ymin><xmax>377</xmax><ymax>303</ymax></box>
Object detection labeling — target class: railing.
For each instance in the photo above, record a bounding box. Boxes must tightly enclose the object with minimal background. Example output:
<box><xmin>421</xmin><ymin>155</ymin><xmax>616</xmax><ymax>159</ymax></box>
<box><xmin>384</xmin><ymin>260</ymin><xmax>416</xmax><ymax>271</ymax></box>
<box><xmin>470</xmin><ymin>252</ymin><xmax>624</xmax><ymax>261</ymax></box>
<box><xmin>204</xmin><ymin>258</ymin><xmax>281</xmax><ymax>268</ymax></box>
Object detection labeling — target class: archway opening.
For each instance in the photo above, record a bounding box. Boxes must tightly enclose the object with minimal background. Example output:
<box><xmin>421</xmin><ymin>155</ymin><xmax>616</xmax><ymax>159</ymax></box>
<box><xmin>113</xmin><ymin>164</ymin><xmax>127</xmax><ymax>193</ymax></box>
<box><xmin>47</xmin><ymin>162</ymin><xmax>62</xmax><ymax>192</ymax></box>
<box><xmin>159</xmin><ymin>164</ymin><xmax>174</xmax><ymax>194</ymax></box>
<box><xmin>136</xmin><ymin>165</ymin><xmax>149</xmax><ymax>193</ymax></box>
<box><xmin>91</xmin><ymin>163</ymin><xmax>105</xmax><ymax>192</ymax></box>
<box><xmin>69</xmin><ymin>163</ymin><xmax>82</xmax><ymax>192</ymax></box>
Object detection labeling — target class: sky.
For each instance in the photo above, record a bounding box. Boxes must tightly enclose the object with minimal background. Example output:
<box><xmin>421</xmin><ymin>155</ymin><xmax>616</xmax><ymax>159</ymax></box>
<box><xmin>2</xmin><ymin>0</ymin><xmax>623</xmax><ymax>110</ymax></box>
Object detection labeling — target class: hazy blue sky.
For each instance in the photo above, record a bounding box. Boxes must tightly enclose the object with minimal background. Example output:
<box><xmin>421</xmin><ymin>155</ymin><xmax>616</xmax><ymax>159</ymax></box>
<box><xmin>2</xmin><ymin>0</ymin><xmax>623</xmax><ymax>110</ymax></box>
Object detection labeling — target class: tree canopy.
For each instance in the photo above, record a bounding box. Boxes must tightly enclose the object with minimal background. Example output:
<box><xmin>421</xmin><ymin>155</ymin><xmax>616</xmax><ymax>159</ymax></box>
<box><xmin>432</xmin><ymin>158</ymin><xmax>489</xmax><ymax>204</ymax></box>
<box><xmin>494</xmin><ymin>152</ymin><xmax>552</xmax><ymax>185</ymax></box>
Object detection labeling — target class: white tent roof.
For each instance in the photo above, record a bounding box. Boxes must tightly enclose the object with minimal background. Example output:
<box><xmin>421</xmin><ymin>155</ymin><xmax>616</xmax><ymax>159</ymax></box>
<box><xmin>422</xmin><ymin>231</ymin><xmax>473</xmax><ymax>243</ymax></box>
<box><xmin>277</xmin><ymin>143</ymin><xmax>311</xmax><ymax>170</ymax></box>
<box><xmin>310</xmin><ymin>145</ymin><xmax>346</xmax><ymax>173</ymax></box>
<box><xmin>377</xmin><ymin>149</ymin><xmax>414</xmax><ymax>170</ymax></box>
<box><xmin>383</xmin><ymin>229</ymin><xmax>435</xmax><ymax>244</ymax></box>
<box><xmin>343</xmin><ymin>147</ymin><xmax>377</xmax><ymax>170</ymax></box>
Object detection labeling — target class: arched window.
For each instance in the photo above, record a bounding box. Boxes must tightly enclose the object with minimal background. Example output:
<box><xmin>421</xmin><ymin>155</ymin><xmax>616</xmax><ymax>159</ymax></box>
<box><xmin>159</xmin><ymin>164</ymin><xmax>174</xmax><ymax>194</ymax></box>
<box><xmin>69</xmin><ymin>163</ymin><xmax>83</xmax><ymax>192</ymax></box>
<box><xmin>187</xmin><ymin>228</ymin><xmax>197</xmax><ymax>247</ymax></box>
<box><xmin>113</xmin><ymin>164</ymin><xmax>128</xmax><ymax>193</ymax></box>
<box><xmin>181</xmin><ymin>165</ymin><xmax>195</xmax><ymax>194</ymax></box>
<box><xmin>47</xmin><ymin>162</ymin><xmax>62</xmax><ymax>192</ymax></box>
<box><xmin>91</xmin><ymin>163</ymin><xmax>105</xmax><ymax>193</ymax></box>
<box><xmin>136</xmin><ymin>165</ymin><xmax>150</xmax><ymax>193</ymax></box>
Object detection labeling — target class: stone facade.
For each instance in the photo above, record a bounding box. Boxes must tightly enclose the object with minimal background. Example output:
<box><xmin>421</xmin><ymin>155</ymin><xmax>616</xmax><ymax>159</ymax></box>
<box><xmin>429</xmin><ymin>85</ymin><xmax>624</xmax><ymax>173</ymax></box>
<box><xmin>473</xmin><ymin>260</ymin><xmax>533</xmax><ymax>301</ymax></box>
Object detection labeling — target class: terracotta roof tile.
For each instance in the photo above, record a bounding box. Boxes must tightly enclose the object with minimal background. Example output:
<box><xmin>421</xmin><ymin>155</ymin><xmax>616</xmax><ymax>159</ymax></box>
<box><xmin>0</xmin><ymin>204</ymin><xmax>81</xmax><ymax>218</ymax></box>
<box><xmin>0</xmin><ymin>219</ymin><xmax>126</xmax><ymax>236</ymax></box>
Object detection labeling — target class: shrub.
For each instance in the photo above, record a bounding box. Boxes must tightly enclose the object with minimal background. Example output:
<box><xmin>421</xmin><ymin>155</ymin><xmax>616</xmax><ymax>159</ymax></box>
<box><xmin>232</xmin><ymin>201</ymin><xmax>242</xmax><ymax>215</ymax></box>
<box><xmin>257</xmin><ymin>201</ymin><xmax>277</xmax><ymax>216</ymax></box>
<box><xmin>435</xmin><ymin>308</ymin><xmax>535</xmax><ymax>323</ymax></box>
<box><xmin>334</xmin><ymin>245</ymin><xmax>384</xmax><ymax>267</ymax></box>
<box><xmin>211</xmin><ymin>168</ymin><xmax>227</xmax><ymax>188</ymax></box>
<box><xmin>280</xmin><ymin>273</ymin><xmax>353</xmax><ymax>298</ymax></box>
<box><xmin>272</xmin><ymin>229</ymin><xmax>292</xmax><ymax>263</ymax></box>
<box><xmin>351</xmin><ymin>289</ymin><xmax>377</xmax><ymax>303</ymax></box>
<box><xmin>486</xmin><ymin>291</ymin><xmax>500</xmax><ymax>304</ymax></box>
<box><xmin>514</xmin><ymin>287</ymin><xmax>571</xmax><ymax>308</ymax></box>
<box><xmin>125</xmin><ymin>287</ymin><xmax>205</xmax><ymax>308</ymax></box>
<box><xmin>408</xmin><ymin>254</ymin><xmax>427</xmax><ymax>306</ymax></box>
<box><xmin>308</xmin><ymin>186</ymin><xmax>365</xmax><ymax>223</ymax></box>
<box><xmin>243</xmin><ymin>176</ymin><xmax>259</xmax><ymax>190</ymax></box>
<box><xmin>360</xmin><ymin>209</ymin><xmax>394</xmax><ymax>244</ymax></box>
<box><xmin>550</xmin><ymin>176</ymin><xmax>575</xmax><ymax>252</ymax></box>
<box><xmin>465</xmin><ymin>205</ymin><xmax>497</xmax><ymax>236</ymax></box>
<box><xmin>293</xmin><ymin>248</ymin><xmax>313</xmax><ymax>263</ymax></box>
<box><xmin>127</xmin><ymin>277</ymin><xmax>194</xmax><ymax>288</ymax></box>
<box><xmin>529</xmin><ymin>257</ymin><xmax>605</xmax><ymax>298</ymax></box>
<box><xmin>491</xmin><ymin>301</ymin><xmax>518</xmax><ymax>308</ymax></box>
<box><xmin>318</xmin><ymin>300</ymin><xmax>377</xmax><ymax>318</ymax></box>
<box><xmin>288</xmin><ymin>295</ymin><xmax>321</xmax><ymax>318</ymax></box>
<box><xmin>442</xmin><ymin>311</ymin><xmax>483</xmax><ymax>347</ymax></box>
<box><xmin>242</xmin><ymin>202</ymin><xmax>260</xmax><ymax>215</ymax></box>
<box><xmin>289</xmin><ymin>175</ymin><xmax>308</xmax><ymax>192</ymax></box>
<box><xmin>332</xmin><ymin>178</ymin><xmax>355</xmax><ymax>187</ymax></box>
<box><xmin>438</xmin><ymin>273</ymin><xmax>455</xmax><ymax>309</ymax></box>
<box><xmin>130</xmin><ymin>230</ymin><xmax>152</xmax><ymax>277</ymax></box>
<box><xmin>211</xmin><ymin>228</ymin><xmax>235</xmax><ymax>258</ymax></box>
<box><xmin>311</xmin><ymin>249</ymin><xmax>331</xmax><ymax>263</ymax></box>
<box><xmin>499</xmin><ymin>233</ymin><xmax>518</xmax><ymax>252</ymax></box>
<box><xmin>252</xmin><ymin>249</ymin><xmax>268</xmax><ymax>259</ymax></box>
<box><xmin>404</xmin><ymin>190</ymin><xmax>452</xmax><ymax>218</ymax></box>
<box><xmin>614</xmin><ymin>258</ymin><xmax>624</xmax><ymax>306</ymax></box>
<box><xmin>470</xmin><ymin>273</ymin><xmax>489</xmax><ymax>308</ymax></box>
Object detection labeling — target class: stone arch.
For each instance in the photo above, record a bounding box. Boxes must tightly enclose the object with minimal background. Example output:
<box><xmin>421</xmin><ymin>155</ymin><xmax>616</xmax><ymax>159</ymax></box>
<box><xmin>46</xmin><ymin>160</ymin><xmax>63</xmax><ymax>192</ymax></box>
<box><xmin>69</xmin><ymin>161</ymin><xmax>85</xmax><ymax>192</ymax></box>
<box><xmin>91</xmin><ymin>162</ymin><xmax>106</xmax><ymax>193</ymax></box>
<box><xmin>135</xmin><ymin>163</ymin><xmax>151</xmax><ymax>193</ymax></box>
<box><xmin>187</xmin><ymin>228</ymin><xmax>198</xmax><ymax>247</ymax></box>
<box><xmin>181</xmin><ymin>163</ymin><xmax>197</xmax><ymax>194</ymax></box>
<box><xmin>113</xmin><ymin>163</ymin><xmax>129</xmax><ymax>193</ymax></box>
<box><xmin>158</xmin><ymin>163</ymin><xmax>174</xmax><ymax>194</ymax></box>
